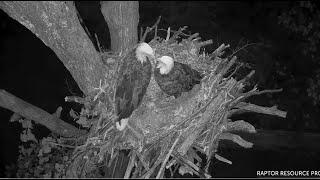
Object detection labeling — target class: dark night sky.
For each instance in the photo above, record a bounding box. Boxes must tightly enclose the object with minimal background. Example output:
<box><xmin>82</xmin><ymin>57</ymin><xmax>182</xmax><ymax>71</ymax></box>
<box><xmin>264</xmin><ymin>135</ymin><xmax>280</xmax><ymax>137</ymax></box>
<box><xmin>0</xmin><ymin>1</ymin><xmax>320</xmax><ymax>178</ymax></box>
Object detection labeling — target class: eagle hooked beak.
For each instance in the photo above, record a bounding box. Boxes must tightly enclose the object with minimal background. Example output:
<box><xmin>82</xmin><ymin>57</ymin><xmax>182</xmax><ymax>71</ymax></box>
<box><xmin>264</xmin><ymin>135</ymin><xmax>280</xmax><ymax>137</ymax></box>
<box><xmin>155</xmin><ymin>58</ymin><xmax>162</xmax><ymax>68</ymax></box>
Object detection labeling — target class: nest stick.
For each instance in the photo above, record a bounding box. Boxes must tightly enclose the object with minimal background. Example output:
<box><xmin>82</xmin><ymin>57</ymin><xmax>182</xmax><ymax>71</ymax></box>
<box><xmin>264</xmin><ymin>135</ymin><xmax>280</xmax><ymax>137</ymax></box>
<box><xmin>146</xmin><ymin>93</ymin><xmax>218</xmax><ymax>152</ymax></box>
<box><xmin>172</xmin><ymin>153</ymin><xmax>200</xmax><ymax>176</ymax></box>
<box><xmin>187</xmin><ymin>33</ymin><xmax>199</xmax><ymax>41</ymax></box>
<box><xmin>227</xmin><ymin>42</ymin><xmax>262</xmax><ymax>59</ymax></box>
<box><xmin>156</xmin><ymin>132</ymin><xmax>182</xmax><ymax>179</ymax></box>
<box><xmin>167</xmin><ymin>26</ymin><xmax>188</xmax><ymax>43</ymax></box>
<box><xmin>94</xmin><ymin>33</ymin><xmax>103</xmax><ymax>52</ymax></box>
<box><xmin>124</xmin><ymin>151</ymin><xmax>136</xmax><ymax>178</ymax></box>
<box><xmin>64</xmin><ymin>96</ymin><xmax>88</xmax><ymax>104</ymax></box>
<box><xmin>165</xmin><ymin>27</ymin><xmax>171</xmax><ymax>41</ymax></box>
<box><xmin>243</xmin><ymin>88</ymin><xmax>283</xmax><ymax>99</ymax></box>
<box><xmin>141</xmin><ymin>16</ymin><xmax>161</xmax><ymax>42</ymax></box>
<box><xmin>197</xmin><ymin>39</ymin><xmax>213</xmax><ymax>48</ymax></box>
<box><xmin>238</xmin><ymin>70</ymin><xmax>255</xmax><ymax>85</ymax></box>
<box><xmin>157</xmin><ymin>28</ymin><xmax>192</xmax><ymax>37</ymax></box>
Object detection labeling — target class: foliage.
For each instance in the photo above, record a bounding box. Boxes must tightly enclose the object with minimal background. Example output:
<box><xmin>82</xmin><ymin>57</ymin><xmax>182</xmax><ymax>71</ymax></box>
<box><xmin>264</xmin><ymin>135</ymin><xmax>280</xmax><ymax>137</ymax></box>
<box><xmin>307</xmin><ymin>70</ymin><xmax>320</xmax><ymax>106</ymax></box>
<box><xmin>278</xmin><ymin>1</ymin><xmax>320</xmax><ymax>59</ymax></box>
<box><xmin>278</xmin><ymin>1</ymin><xmax>320</xmax><ymax>106</ymax></box>
<box><xmin>10</xmin><ymin>118</ymin><xmax>74</xmax><ymax>178</ymax></box>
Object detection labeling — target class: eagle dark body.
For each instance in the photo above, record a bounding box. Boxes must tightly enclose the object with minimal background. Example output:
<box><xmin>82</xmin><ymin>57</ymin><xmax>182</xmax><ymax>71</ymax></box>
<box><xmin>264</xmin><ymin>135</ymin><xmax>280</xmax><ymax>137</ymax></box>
<box><xmin>115</xmin><ymin>51</ymin><xmax>152</xmax><ymax>122</ymax></box>
<box><xmin>154</xmin><ymin>61</ymin><xmax>203</xmax><ymax>98</ymax></box>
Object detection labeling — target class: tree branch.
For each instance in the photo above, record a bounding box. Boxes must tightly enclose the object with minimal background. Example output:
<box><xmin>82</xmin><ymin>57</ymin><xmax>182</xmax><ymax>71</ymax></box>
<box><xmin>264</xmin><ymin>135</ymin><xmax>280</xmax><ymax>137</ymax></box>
<box><xmin>0</xmin><ymin>89</ymin><xmax>87</xmax><ymax>137</ymax></box>
<box><xmin>230</xmin><ymin>102</ymin><xmax>287</xmax><ymax>118</ymax></box>
<box><xmin>0</xmin><ymin>1</ymin><xmax>106</xmax><ymax>95</ymax></box>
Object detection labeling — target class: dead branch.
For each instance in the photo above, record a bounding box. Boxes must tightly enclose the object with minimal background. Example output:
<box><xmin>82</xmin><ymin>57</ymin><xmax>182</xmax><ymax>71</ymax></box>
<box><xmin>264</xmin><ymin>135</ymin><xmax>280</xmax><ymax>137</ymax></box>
<box><xmin>0</xmin><ymin>89</ymin><xmax>87</xmax><ymax>137</ymax></box>
<box><xmin>124</xmin><ymin>151</ymin><xmax>136</xmax><ymax>178</ymax></box>
<box><xmin>230</xmin><ymin>102</ymin><xmax>287</xmax><ymax>118</ymax></box>
<box><xmin>156</xmin><ymin>132</ymin><xmax>181</xmax><ymax>178</ymax></box>
<box><xmin>141</xmin><ymin>16</ymin><xmax>162</xmax><ymax>43</ymax></box>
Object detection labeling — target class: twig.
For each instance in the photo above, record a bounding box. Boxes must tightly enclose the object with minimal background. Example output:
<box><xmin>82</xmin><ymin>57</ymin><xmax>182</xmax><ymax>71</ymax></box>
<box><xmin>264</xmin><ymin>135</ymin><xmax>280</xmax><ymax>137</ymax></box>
<box><xmin>154</xmin><ymin>23</ymin><xmax>158</xmax><ymax>38</ymax></box>
<box><xmin>227</xmin><ymin>42</ymin><xmax>262</xmax><ymax>59</ymax></box>
<box><xmin>157</xmin><ymin>28</ymin><xmax>192</xmax><ymax>37</ymax></box>
<box><xmin>94</xmin><ymin>33</ymin><xmax>103</xmax><ymax>52</ymax></box>
<box><xmin>141</xmin><ymin>16</ymin><xmax>161</xmax><ymax>42</ymax></box>
<box><xmin>155</xmin><ymin>92</ymin><xmax>217</xmax><ymax>142</ymax></box>
<box><xmin>172</xmin><ymin>154</ymin><xmax>200</xmax><ymax>177</ymax></box>
<box><xmin>167</xmin><ymin>26</ymin><xmax>188</xmax><ymax>43</ymax></box>
<box><xmin>136</xmin><ymin>150</ymin><xmax>150</xmax><ymax>171</ymax></box>
<box><xmin>210</xmin><ymin>43</ymin><xmax>230</xmax><ymax>59</ymax></box>
<box><xmin>156</xmin><ymin>132</ymin><xmax>182</xmax><ymax>179</ymax></box>
<box><xmin>220</xmin><ymin>56</ymin><xmax>237</xmax><ymax>76</ymax></box>
<box><xmin>165</xmin><ymin>27</ymin><xmax>171</xmax><ymax>41</ymax></box>
<box><xmin>197</xmin><ymin>40</ymin><xmax>213</xmax><ymax>48</ymax></box>
<box><xmin>140</xmin><ymin>27</ymin><xmax>144</xmax><ymax>42</ymax></box>
<box><xmin>0</xmin><ymin>89</ymin><xmax>87</xmax><ymax>137</ymax></box>
<box><xmin>124</xmin><ymin>151</ymin><xmax>136</xmax><ymax>178</ymax></box>
<box><xmin>237</xmin><ymin>70</ymin><xmax>255</xmax><ymax>85</ymax></box>
<box><xmin>225</xmin><ymin>62</ymin><xmax>243</xmax><ymax>80</ymax></box>
<box><xmin>215</xmin><ymin>153</ymin><xmax>232</xmax><ymax>165</ymax></box>
<box><xmin>234</xmin><ymin>103</ymin><xmax>287</xmax><ymax>118</ymax></box>
<box><xmin>64</xmin><ymin>96</ymin><xmax>87</xmax><ymax>104</ymax></box>
<box><xmin>146</xmin><ymin>93</ymin><xmax>218</xmax><ymax>153</ymax></box>
<box><xmin>230</xmin><ymin>88</ymin><xmax>283</xmax><ymax>109</ymax></box>
<box><xmin>187</xmin><ymin>33</ymin><xmax>199</xmax><ymax>41</ymax></box>
<box><xmin>142</xmin><ymin>135</ymin><xmax>172</xmax><ymax>178</ymax></box>
<box><xmin>47</xmin><ymin>141</ymin><xmax>77</xmax><ymax>148</ymax></box>
<box><xmin>243</xmin><ymin>88</ymin><xmax>283</xmax><ymax>99</ymax></box>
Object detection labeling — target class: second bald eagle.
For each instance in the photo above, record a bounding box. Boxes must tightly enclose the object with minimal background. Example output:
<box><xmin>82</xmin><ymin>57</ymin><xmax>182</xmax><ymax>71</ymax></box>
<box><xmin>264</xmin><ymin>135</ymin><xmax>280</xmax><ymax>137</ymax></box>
<box><xmin>154</xmin><ymin>56</ymin><xmax>203</xmax><ymax>98</ymax></box>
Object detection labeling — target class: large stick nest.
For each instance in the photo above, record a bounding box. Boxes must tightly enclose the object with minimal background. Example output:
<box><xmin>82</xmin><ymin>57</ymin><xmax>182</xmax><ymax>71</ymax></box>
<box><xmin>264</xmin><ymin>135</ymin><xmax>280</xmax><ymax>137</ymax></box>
<box><xmin>64</xmin><ymin>18</ymin><xmax>286</xmax><ymax>178</ymax></box>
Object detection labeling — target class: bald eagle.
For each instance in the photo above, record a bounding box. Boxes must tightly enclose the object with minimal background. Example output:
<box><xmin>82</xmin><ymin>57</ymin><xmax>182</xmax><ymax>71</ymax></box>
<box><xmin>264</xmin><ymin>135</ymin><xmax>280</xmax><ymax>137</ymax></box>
<box><xmin>154</xmin><ymin>56</ymin><xmax>203</xmax><ymax>98</ymax></box>
<box><xmin>115</xmin><ymin>42</ymin><xmax>155</xmax><ymax>131</ymax></box>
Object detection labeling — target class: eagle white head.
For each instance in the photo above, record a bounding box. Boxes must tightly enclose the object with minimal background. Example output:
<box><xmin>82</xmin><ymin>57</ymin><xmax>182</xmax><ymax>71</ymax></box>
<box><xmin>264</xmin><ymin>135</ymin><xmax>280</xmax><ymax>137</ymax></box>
<box><xmin>157</xmin><ymin>56</ymin><xmax>174</xmax><ymax>75</ymax></box>
<box><xmin>136</xmin><ymin>42</ymin><xmax>155</xmax><ymax>63</ymax></box>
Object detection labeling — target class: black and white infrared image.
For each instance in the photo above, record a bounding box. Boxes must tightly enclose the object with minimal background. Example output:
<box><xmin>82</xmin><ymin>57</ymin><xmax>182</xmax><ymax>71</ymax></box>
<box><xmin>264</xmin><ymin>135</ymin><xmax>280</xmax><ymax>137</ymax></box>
<box><xmin>1</xmin><ymin>1</ymin><xmax>320</xmax><ymax>178</ymax></box>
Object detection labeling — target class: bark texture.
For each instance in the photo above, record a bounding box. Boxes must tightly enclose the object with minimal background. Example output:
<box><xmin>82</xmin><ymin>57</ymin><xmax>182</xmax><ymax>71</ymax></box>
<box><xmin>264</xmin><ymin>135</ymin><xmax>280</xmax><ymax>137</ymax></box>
<box><xmin>0</xmin><ymin>90</ymin><xmax>87</xmax><ymax>137</ymax></box>
<box><xmin>100</xmin><ymin>1</ymin><xmax>139</xmax><ymax>51</ymax></box>
<box><xmin>0</xmin><ymin>1</ymin><xmax>106</xmax><ymax>95</ymax></box>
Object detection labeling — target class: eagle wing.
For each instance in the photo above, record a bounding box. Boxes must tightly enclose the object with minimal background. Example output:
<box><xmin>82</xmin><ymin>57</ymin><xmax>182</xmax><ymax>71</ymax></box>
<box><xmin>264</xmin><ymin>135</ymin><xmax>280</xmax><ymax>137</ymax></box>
<box><xmin>115</xmin><ymin>53</ymin><xmax>152</xmax><ymax>120</ymax></box>
<box><xmin>154</xmin><ymin>62</ymin><xmax>203</xmax><ymax>98</ymax></box>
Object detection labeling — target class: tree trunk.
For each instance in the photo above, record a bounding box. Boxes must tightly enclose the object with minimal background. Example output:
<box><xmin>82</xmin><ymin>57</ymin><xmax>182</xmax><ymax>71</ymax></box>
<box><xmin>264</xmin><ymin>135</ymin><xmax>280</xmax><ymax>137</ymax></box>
<box><xmin>99</xmin><ymin>1</ymin><xmax>140</xmax><ymax>178</ymax></box>
<box><xmin>0</xmin><ymin>1</ymin><xmax>106</xmax><ymax>95</ymax></box>
<box><xmin>100</xmin><ymin>1</ymin><xmax>139</xmax><ymax>52</ymax></box>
